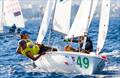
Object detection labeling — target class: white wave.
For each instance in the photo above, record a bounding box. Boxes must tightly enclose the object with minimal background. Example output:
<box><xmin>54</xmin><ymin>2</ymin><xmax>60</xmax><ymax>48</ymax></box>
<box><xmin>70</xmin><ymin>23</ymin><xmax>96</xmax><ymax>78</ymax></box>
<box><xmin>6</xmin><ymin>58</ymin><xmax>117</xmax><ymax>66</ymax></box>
<box><xmin>100</xmin><ymin>50</ymin><xmax>120</xmax><ymax>56</ymax></box>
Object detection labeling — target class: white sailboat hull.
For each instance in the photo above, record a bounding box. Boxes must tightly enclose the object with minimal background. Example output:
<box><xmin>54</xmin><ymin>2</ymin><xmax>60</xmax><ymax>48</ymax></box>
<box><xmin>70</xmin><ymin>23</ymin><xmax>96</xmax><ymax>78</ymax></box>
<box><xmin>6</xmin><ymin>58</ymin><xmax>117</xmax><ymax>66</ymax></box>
<box><xmin>34</xmin><ymin>51</ymin><xmax>105</xmax><ymax>75</ymax></box>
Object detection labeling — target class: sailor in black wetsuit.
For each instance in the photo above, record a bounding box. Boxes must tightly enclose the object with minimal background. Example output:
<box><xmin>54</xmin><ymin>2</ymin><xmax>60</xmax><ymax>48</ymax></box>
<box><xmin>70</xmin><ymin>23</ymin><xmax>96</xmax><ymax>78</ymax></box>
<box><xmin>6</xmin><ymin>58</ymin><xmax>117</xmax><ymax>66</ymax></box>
<box><xmin>64</xmin><ymin>36</ymin><xmax>93</xmax><ymax>53</ymax></box>
<box><xmin>84</xmin><ymin>37</ymin><xmax>93</xmax><ymax>52</ymax></box>
<box><xmin>76</xmin><ymin>36</ymin><xmax>93</xmax><ymax>53</ymax></box>
<box><xmin>9</xmin><ymin>24</ymin><xmax>16</xmax><ymax>33</ymax></box>
<box><xmin>9</xmin><ymin>24</ymin><xmax>22</xmax><ymax>34</ymax></box>
<box><xmin>16</xmin><ymin>28</ymin><xmax>21</xmax><ymax>34</ymax></box>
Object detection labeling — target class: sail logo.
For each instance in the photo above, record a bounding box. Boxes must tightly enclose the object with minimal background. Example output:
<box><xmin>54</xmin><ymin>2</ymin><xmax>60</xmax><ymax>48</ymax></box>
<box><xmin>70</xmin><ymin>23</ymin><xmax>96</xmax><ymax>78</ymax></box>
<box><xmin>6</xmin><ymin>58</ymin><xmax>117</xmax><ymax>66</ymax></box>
<box><xmin>60</xmin><ymin>0</ymin><xmax>63</xmax><ymax>2</ymax></box>
<box><xmin>59</xmin><ymin>0</ymin><xmax>68</xmax><ymax>3</ymax></box>
<box><xmin>14</xmin><ymin>11</ymin><xmax>21</xmax><ymax>17</ymax></box>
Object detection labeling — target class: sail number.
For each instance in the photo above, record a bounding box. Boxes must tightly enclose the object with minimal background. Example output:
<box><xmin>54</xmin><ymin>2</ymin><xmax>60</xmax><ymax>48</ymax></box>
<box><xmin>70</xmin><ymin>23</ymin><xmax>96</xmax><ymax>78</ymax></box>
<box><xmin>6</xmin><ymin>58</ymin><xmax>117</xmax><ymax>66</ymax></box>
<box><xmin>77</xmin><ymin>56</ymin><xmax>89</xmax><ymax>69</ymax></box>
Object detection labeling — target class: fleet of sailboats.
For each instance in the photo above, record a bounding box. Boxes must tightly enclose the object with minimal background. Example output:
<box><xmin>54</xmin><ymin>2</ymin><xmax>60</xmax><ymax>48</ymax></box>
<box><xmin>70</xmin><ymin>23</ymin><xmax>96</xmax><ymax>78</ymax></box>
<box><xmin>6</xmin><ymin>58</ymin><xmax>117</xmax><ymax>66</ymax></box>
<box><xmin>34</xmin><ymin>0</ymin><xmax>110</xmax><ymax>75</ymax></box>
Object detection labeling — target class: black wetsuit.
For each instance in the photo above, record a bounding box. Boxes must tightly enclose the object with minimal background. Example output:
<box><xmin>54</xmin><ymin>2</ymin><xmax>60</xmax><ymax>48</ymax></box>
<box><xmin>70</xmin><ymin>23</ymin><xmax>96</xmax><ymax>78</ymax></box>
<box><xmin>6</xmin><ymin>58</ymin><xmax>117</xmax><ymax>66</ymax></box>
<box><xmin>17</xmin><ymin>28</ymin><xmax>21</xmax><ymax>34</ymax></box>
<box><xmin>64</xmin><ymin>37</ymin><xmax>93</xmax><ymax>51</ymax></box>
<box><xmin>85</xmin><ymin>37</ymin><xmax>93</xmax><ymax>51</ymax></box>
<box><xmin>9</xmin><ymin>24</ymin><xmax>16</xmax><ymax>33</ymax></box>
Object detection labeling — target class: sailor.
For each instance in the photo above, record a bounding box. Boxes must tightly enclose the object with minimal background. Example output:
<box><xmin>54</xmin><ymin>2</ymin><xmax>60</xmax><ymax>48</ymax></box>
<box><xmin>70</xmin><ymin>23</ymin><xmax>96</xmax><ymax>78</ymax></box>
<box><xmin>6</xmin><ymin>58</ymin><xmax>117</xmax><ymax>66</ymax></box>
<box><xmin>9</xmin><ymin>24</ymin><xmax>17</xmax><ymax>33</ymax></box>
<box><xmin>78</xmin><ymin>36</ymin><xmax>93</xmax><ymax>53</ymax></box>
<box><xmin>9</xmin><ymin>24</ymin><xmax>22</xmax><ymax>34</ymax></box>
<box><xmin>16</xmin><ymin>28</ymin><xmax>21</xmax><ymax>34</ymax></box>
<box><xmin>16</xmin><ymin>30</ymin><xmax>57</xmax><ymax>61</ymax></box>
<box><xmin>64</xmin><ymin>36</ymin><xmax>93</xmax><ymax>53</ymax></box>
<box><xmin>64</xmin><ymin>45</ymin><xmax>77</xmax><ymax>52</ymax></box>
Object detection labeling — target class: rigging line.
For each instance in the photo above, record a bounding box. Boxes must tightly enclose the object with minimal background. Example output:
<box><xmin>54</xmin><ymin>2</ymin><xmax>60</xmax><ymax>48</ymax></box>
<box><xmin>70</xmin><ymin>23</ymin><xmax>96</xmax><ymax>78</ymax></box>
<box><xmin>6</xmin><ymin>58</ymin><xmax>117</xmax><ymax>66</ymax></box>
<box><xmin>96</xmin><ymin>0</ymin><xmax>103</xmax><ymax>54</ymax></box>
<box><xmin>47</xmin><ymin>0</ymin><xmax>57</xmax><ymax>46</ymax></box>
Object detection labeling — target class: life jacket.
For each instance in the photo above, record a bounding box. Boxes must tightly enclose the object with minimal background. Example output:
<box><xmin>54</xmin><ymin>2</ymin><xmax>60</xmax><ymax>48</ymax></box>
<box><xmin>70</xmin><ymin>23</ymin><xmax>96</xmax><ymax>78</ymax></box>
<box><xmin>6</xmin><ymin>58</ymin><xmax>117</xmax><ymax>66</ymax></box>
<box><xmin>19</xmin><ymin>39</ymin><xmax>40</xmax><ymax>57</ymax></box>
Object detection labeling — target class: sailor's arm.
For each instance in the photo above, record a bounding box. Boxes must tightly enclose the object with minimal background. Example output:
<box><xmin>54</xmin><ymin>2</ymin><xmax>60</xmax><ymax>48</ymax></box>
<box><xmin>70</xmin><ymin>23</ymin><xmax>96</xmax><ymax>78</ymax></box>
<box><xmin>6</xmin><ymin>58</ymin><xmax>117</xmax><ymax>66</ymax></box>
<box><xmin>16</xmin><ymin>46</ymin><xmax>21</xmax><ymax>54</ymax></box>
<box><xmin>26</xmin><ymin>51</ymin><xmax>45</xmax><ymax>61</ymax></box>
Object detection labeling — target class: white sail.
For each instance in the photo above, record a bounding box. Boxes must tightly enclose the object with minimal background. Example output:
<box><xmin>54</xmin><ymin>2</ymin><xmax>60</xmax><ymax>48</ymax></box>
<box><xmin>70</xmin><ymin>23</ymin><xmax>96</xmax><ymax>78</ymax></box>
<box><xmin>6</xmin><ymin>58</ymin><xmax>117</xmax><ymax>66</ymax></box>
<box><xmin>53</xmin><ymin>0</ymin><xmax>71</xmax><ymax>35</ymax></box>
<box><xmin>0</xmin><ymin>0</ymin><xmax>3</xmax><ymax>32</ymax></box>
<box><xmin>96</xmin><ymin>0</ymin><xmax>110</xmax><ymax>54</ymax></box>
<box><xmin>65</xmin><ymin>0</ymin><xmax>92</xmax><ymax>39</ymax></box>
<box><xmin>4</xmin><ymin>0</ymin><xmax>25</xmax><ymax>28</ymax></box>
<box><xmin>82</xmin><ymin>0</ymin><xmax>98</xmax><ymax>49</ymax></box>
<box><xmin>36</xmin><ymin>0</ymin><xmax>56</xmax><ymax>44</ymax></box>
<box><xmin>88</xmin><ymin>0</ymin><xmax>98</xmax><ymax>27</ymax></box>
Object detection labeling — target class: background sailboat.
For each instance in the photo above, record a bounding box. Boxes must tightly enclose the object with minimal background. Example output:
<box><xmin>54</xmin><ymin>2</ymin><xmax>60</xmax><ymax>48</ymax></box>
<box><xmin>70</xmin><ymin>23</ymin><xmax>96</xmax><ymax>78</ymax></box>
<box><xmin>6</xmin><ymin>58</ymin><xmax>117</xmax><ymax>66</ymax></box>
<box><xmin>34</xmin><ymin>0</ymin><xmax>110</xmax><ymax>75</ymax></box>
<box><xmin>0</xmin><ymin>0</ymin><xmax>25</xmax><ymax>33</ymax></box>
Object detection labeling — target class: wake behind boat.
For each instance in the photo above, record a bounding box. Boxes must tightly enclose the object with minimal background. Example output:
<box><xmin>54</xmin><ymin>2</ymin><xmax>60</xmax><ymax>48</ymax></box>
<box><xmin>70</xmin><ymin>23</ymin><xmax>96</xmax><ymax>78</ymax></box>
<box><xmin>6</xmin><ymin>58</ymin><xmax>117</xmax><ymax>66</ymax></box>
<box><xmin>34</xmin><ymin>0</ymin><xmax>110</xmax><ymax>75</ymax></box>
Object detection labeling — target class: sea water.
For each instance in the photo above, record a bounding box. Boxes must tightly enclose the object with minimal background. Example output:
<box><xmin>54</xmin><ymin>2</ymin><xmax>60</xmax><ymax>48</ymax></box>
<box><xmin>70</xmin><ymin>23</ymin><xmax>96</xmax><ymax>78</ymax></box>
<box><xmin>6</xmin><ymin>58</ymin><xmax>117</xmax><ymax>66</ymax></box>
<box><xmin>0</xmin><ymin>18</ymin><xmax>120</xmax><ymax>78</ymax></box>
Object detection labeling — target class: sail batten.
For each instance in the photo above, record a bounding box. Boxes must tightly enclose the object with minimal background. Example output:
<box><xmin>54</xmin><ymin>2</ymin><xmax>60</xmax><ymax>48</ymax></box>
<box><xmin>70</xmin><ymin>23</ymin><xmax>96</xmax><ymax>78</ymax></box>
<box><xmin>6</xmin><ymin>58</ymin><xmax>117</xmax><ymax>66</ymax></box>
<box><xmin>96</xmin><ymin>0</ymin><xmax>110</xmax><ymax>54</ymax></box>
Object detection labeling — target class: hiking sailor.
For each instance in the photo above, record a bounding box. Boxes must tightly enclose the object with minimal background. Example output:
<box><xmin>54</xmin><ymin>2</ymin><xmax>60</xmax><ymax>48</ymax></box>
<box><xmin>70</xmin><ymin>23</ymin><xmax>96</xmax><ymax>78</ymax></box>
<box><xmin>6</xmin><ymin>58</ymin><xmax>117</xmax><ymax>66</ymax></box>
<box><xmin>16</xmin><ymin>30</ymin><xmax>57</xmax><ymax>61</ymax></box>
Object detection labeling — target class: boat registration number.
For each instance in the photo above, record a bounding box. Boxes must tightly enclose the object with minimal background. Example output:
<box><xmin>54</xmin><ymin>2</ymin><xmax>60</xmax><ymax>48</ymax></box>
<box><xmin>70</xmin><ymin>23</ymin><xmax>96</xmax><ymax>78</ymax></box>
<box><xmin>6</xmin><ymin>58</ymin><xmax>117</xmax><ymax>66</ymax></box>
<box><xmin>76</xmin><ymin>56</ymin><xmax>89</xmax><ymax>69</ymax></box>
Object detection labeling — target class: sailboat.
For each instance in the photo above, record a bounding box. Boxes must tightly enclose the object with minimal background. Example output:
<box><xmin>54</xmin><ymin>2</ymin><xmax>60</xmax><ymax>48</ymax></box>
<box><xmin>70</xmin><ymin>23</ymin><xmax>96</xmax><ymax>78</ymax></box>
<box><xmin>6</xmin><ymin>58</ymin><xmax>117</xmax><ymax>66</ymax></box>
<box><xmin>34</xmin><ymin>0</ymin><xmax>110</xmax><ymax>75</ymax></box>
<box><xmin>0</xmin><ymin>0</ymin><xmax>25</xmax><ymax>33</ymax></box>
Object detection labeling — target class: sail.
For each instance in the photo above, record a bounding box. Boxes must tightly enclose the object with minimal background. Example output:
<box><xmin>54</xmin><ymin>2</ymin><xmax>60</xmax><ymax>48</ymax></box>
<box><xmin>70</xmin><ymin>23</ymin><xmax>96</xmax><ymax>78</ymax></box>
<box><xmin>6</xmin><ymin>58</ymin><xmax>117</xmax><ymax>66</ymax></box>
<box><xmin>53</xmin><ymin>0</ymin><xmax>71</xmax><ymax>35</ymax></box>
<box><xmin>82</xmin><ymin>0</ymin><xmax>98</xmax><ymax>49</ymax></box>
<box><xmin>65</xmin><ymin>0</ymin><xmax>92</xmax><ymax>39</ymax></box>
<box><xmin>0</xmin><ymin>0</ymin><xmax>3</xmax><ymax>32</ymax></box>
<box><xmin>96</xmin><ymin>0</ymin><xmax>110</xmax><ymax>54</ymax></box>
<box><xmin>36</xmin><ymin>0</ymin><xmax>56</xmax><ymax>44</ymax></box>
<box><xmin>88</xmin><ymin>0</ymin><xmax>98</xmax><ymax>27</ymax></box>
<box><xmin>4</xmin><ymin>0</ymin><xmax>25</xmax><ymax>28</ymax></box>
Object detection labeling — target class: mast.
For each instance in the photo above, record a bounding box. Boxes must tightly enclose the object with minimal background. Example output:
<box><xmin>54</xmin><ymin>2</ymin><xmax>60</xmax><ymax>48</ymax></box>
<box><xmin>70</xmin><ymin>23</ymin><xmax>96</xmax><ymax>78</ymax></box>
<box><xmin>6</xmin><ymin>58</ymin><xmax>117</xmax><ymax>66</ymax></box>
<box><xmin>36</xmin><ymin>0</ymin><xmax>57</xmax><ymax>44</ymax></box>
<box><xmin>47</xmin><ymin>0</ymin><xmax>57</xmax><ymax>45</ymax></box>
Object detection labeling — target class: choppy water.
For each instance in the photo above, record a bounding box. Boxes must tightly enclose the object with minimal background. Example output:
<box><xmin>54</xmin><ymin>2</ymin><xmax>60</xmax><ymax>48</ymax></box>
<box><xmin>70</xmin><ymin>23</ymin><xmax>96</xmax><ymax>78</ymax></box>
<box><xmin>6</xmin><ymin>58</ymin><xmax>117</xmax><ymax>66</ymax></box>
<box><xmin>0</xmin><ymin>18</ymin><xmax>120</xmax><ymax>78</ymax></box>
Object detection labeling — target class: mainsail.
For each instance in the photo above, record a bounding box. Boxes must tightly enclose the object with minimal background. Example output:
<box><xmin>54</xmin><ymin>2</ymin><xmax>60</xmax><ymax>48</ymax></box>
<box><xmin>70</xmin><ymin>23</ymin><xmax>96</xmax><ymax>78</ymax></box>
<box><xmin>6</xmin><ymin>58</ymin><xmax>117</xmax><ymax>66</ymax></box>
<box><xmin>65</xmin><ymin>0</ymin><xmax>92</xmax><ymax>38</ymax></box>
<box><xmin>37</xmin><ymin>0</ymin><xmax>72</xmax><ymax>44</ymax></box>
<box><xmin>4</xmin><ymin>0</ymin><xmax>25</xmax><ymax>28</ymax></box>
<box><xmin>96</xmin><ymin>0</ymin><xmax>110</xmax><ymax>54</ymax></box>
<box><xmin>36</xmin><ymin>0</ymin><xmax>56</xmax><ymax>44</ymax></box>
<box><xmin>53</xmin><ymin>0</ymin><xmax>71</xmax><ymax>35</ymax></box>
<box><xmin>87</xmin><ymin>0</ymin><xmax>98</xmax><ymax>28</ymax></box>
